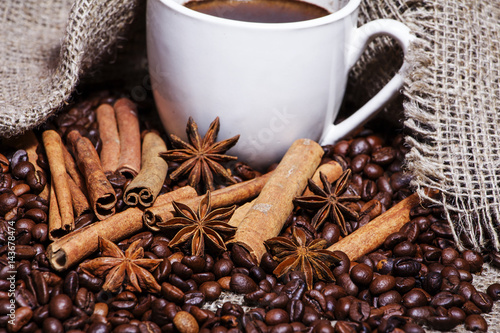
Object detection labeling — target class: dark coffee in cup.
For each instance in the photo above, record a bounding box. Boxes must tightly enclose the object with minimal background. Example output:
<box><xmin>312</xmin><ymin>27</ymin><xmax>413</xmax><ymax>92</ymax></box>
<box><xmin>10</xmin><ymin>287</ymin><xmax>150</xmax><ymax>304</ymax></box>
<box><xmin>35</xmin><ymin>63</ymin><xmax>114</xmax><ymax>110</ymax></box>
<box><xmin>184</xmin><ymin>0</ymin><xmax>330</xmax><ymax>23</ymax></box>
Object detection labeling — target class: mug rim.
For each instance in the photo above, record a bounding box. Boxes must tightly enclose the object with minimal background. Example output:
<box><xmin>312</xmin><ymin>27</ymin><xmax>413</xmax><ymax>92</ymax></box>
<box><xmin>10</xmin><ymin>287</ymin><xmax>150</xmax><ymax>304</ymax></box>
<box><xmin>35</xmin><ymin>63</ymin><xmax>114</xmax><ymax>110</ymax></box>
<box><xmin>153</xmin><ymin>0</ymin><xmax>360</xmax><ymax>29</ymax></box>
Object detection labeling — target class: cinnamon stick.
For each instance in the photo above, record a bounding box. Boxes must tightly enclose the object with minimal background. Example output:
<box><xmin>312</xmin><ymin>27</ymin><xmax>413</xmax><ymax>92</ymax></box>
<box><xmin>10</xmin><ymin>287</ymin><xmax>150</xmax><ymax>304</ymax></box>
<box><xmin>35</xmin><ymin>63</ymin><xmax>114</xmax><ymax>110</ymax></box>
<box><xmin>48</xmin><ymin>179</ymin><xmax>62</xmax><ymax>240</ymax></box>
<box><xmin>67</xmin><ymin>176</ymin><xmax>91</xmax><ymax>217</ymax></box>
<box><xmin>62</xmin><ymin>142</ymin><xmax>87</xmax><ymax>196</ymax></box>
<box><xmin>144</xmin><ymin>171</ymin><xmax>273</xmax><ymax>231</ymax></box>
<box><xmin>43</xmin><ymin>130</ymin><xmax>74</xmax><ymax>236</ymax></box>
<box><xmin>46</xmin><ymin>186</ymin><xmax>198</xmax><ymax>271</ymax></box>
<box><xmin>228</xmin><ymin>200</ymin><xmax>254</xmax><ymax>228</ymax></box>
<box><xmin>96</xmin><ymin>104</ymin><xmax>121</xmax><ymax>173</ymax></box>
<box><xmin>229</xmin><ymin>139</ymin><xmax>324</xmax><ymax>263</ymax></box>
<box><xmin>124</xmin><ymin>132</ymin><xmax>168</xmax><ymax>207</ymax></box>
<box><xmin>66</xmin><ymin>130</ymin><xmax>116</xmax><ymax>220</ymax></box>
<box><xmin>114</xmin><ymin>98</ymin><xmax>141</xmax><ymax>178</ymax></box>
<box><xmin>326</xmin><ymin>189</ymin><xmax>439</xmax><ymax>261</ymax></box>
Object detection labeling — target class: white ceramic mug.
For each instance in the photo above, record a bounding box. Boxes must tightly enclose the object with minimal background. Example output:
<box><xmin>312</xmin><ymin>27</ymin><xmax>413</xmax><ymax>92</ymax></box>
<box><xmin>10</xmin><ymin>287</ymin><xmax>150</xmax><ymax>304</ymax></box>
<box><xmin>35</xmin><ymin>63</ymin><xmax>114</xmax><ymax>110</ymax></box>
<box><xmin>147</xmin><ymin>0</ymin><xmax>414</xmax><ymax>169</ymax></box>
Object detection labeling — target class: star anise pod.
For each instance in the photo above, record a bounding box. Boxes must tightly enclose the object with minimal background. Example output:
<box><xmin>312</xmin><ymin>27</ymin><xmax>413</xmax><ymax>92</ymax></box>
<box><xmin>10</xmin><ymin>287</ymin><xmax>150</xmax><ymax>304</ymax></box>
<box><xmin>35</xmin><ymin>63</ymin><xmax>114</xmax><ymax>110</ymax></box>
<box><xmin>80</xmin><ymin>237</ymin><xmax>162</xmax><ymax>293</ymax></box>
<box><xmin>158</xmin><ymin>191</ymin><xmax>236</xmax><ymax>256</ymax></box>
<box><xmin>293</xmin><ymin>169</ymin><xmax>360</xmax><ymax>235</ymax></box>
<box><xmin>264</xmin><ymin>227</ymin><xmax>341</xmax><ymax>290</ymax></box>
<box><xmin>160</xmin><ymin>117</ymin><xmax>239</xmax><ymax>191</ymax></box>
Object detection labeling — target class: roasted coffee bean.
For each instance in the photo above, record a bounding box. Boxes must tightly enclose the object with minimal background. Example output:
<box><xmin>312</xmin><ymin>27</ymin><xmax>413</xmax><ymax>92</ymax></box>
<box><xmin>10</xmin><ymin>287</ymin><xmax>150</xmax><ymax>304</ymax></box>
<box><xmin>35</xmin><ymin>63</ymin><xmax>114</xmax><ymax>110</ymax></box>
<box><xmin>369</xmin><ymin>275</ymin><xmax>395</xmax><ymax>296</ymax></box>
<box><xmin>371</xmin><ymin>146</ymin><xmax>395</xmax><ymax>165</ymax></box>
<box><xmin>160</xmin><ymin>282</ymin><xmax>185</xmax><ymax>304</ymax></box>
<box><xmin>363</xmin><ymin>163</ymin><xmax>384</xmax><ymax>180</ymax></box>
<box><xmin>23</xmin><ymin>208</ymin><xmax>47</xmax><ymax>223</ymax></box>
<box><xmin>394</xmin><ymin>277</ymin><xmax>415</xmax><ymax>294</ymax></box>
<box><xmin>113</xmin><ymin>323</ymin><xmax>140</xmax><ymax>333</ymax></box>
<box><xmin>470</xmin><ymin>292</ymin><xmax>493</xmax><ymax>313</ymax></box>
<box><xmin>75</xmin><ymin>287</ymin><xmax>96</xmax><ymax>315</ymax></box>
<box><xmin>350</xmin><ymin>154</ymin><xmax>370</xmax><ymax>174</ymax></box>
<box><xmin>422</xmin><ymin>271</ymin><xmax>442</xmax><ymax>294</ymax></box>
<box><xmin>393</xmin><ymin>257</ymin><xmax>421</xmax><ymax>277</ymax></box>
<box><xmin>231</xmin><ymin>244</ymin><xmax>257</xmax><ymax>269</ymax></box>
<box><xmin>461</xmin><ymin>250</ymin><xmax>483</xmax><ymax>273</ymax></box>
<box><xmin>464</xmin><ymin>314</ymin><xmax>488</xmax><ymax>332</ymax></box>
<box><xmin>463</xmin><ymin>300</ymin><xmax>482</xmax><ymax>316</ymax></box>
<box><xmin>485</xmin><ymin>283</ymin><xmax>500</xmax><ymax>301</ymax></box>
<box><xmin>108</xmin><ymin>309</ymin><xmax>135</xmax><ymax>326</ymax></box>
<box><xmin>183</xmin><ymin>291</ymin><xmax>205</xmax><ymax>307</ymax></box>
<box><xmin>336</xmin><ymin>273</ymin><xmax>358</xmax><ymax>297</ymax></box>
<box><xmin>168</xmin><ymin>274</ymin><xmax>190</xmax><ymax>292</ymax></box>
<box><xmin>0</xmin><ymin>191</ymin><xmax>18</xmax><ymax>215</ymax></box>
<box><xmin>265</xmin><ymin>308</ymin><xmax>289</xmax><ymax>325</ymax></box>
<box><xmin>348</xmin><ymin>300</ymin><xmax>370</xmax><ymax>322</ymax></box>
<box><xmin>349</xmin><ymin>138</ymin><xmax>371</xmax><ymax>157</ymax></box>
<box><xmin>332</xmin><ymin>251</ymin><xmax>350</xmax><ymax>278</ymax></box>
<box><xmin>287</xmin><ymin>299</ymin><xmax>304</xmax><ymax>322</ymax></box>
<box><xmin>213</xmin><ymin>259</ymin><xmax>234</xmax><ymax>279</ymax></box>
<box><xmin>12</xmin><ymin>161</ymin><xmax>35</xmax><ymax>180</ymax></box>
<box><xmin>402</xmin><ymin>289</ymin><xmax>427</xmax><ymax>308</ymax></box>
<box><xmin>407</xmin><ymin>306</ymin><xmax>435</xmax><ymax>324</ymax></box>
<box><xmin>334</xmin><ymin>296</ymin><xmax>353</xmax><ymax>320</ymax></box>
<box><xmin>15</xmin><ymin>287</ymin><xmax>37</xmax><ymax>309</ymax></box>
<box><xmin>399</xmin><ymin>221</ymin><xmax>419</xmax><ymax>243</ymax></box>
<box><xmin>229</xmin><ymin>273</ymin><xmax>258</xmax><ymax>294</ymax></box>
<box><xmin>393</xmin><ymin>241</ymin><xmax>417</xmax><ymax>257</ymax></box>
<box><xmin>26</xmin><ymin>170</ymin><xmax>47</xmax><ymax>193</ymax></box>
<box><xmin>198</xmin><ymin>281</ymin><xmax>221</xmax><ymax>302</ymax></box>
<box><xmin>349</xmin><ymin>263</ymin><xmax>372</xmax><ymax>287</ymax></box>
<box><xmin>377</xmin><ymin>290</ymin><xmax>402</xmax><ymax>307</ymax></box>
<box><xmin>49</xmin><ymin>294</ymin><xmax>73</xmax><ymax>320</ymax></box>
<box><xmin>172</xmin><ymin>262</ymin><xmax>193</xmax><ymax>280</ymax></box>
<box><xmin>361</xmin><ymin>179</ymin><xmax>377</xmax><ymax>201</ymax></box>
<box><xmin>427</xmin><ymin>316</ymin><xmax>460</xmax><ymax>331</ymax></box>
<box><xmin>260</xmin><ymin>252</ymin><xmax>279</xmax><ymax>274</ymax></box>
<box><xmin>6</xmin><ymin>306</ymin><xmax>33</xmax><ymax>332</ymax></box>
<box><xmin>110</xmin><ymin>291</ymin><xmax>138</xmax><ymax>312</ymax></box>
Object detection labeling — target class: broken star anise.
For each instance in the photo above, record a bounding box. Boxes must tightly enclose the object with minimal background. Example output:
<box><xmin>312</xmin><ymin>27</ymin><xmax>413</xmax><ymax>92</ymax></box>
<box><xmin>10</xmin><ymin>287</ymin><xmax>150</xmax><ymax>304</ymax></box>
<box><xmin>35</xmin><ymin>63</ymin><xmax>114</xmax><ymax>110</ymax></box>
<box><xmin>293</xmin><ymin>169</ymin><xmax>360</xmax><ymax>235</ymax></box>
<box><xmin>80</xmin><ymin>237</ymin><xmax>162</xmax><ymax>293</ymax></box>
<box><xmin>264</xmin><ymin>227</ymin><xmax>341</xmax><ymax>290</ymax></box>
<box><xmin>158</xmin><ymin>191</ymin><xmax>236</xmax><ymax>257</ymax></box>
<box><xmin>160</xmin><ymin>117</ymin><xmax>239</xmax><ymax>191</ymax></box>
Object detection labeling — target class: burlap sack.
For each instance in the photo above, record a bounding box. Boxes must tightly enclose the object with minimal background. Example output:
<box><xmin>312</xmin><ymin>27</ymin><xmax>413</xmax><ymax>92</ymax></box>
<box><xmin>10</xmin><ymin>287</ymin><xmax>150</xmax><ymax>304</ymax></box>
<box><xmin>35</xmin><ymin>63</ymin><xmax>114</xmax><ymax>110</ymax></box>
<box><xmin>0</xmin><ymin>0</ymin><xmax>140</xmax><ymax>137</ymax></box>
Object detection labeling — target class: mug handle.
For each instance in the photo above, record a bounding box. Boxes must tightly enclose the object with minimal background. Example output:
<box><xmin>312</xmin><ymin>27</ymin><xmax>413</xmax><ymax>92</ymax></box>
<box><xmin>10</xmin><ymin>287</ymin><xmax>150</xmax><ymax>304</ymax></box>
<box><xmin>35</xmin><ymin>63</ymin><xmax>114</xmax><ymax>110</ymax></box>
<box><xmin>319</xmin><ymin>19</ymin><xmax>416</xmax><ymax>145</ymax></box>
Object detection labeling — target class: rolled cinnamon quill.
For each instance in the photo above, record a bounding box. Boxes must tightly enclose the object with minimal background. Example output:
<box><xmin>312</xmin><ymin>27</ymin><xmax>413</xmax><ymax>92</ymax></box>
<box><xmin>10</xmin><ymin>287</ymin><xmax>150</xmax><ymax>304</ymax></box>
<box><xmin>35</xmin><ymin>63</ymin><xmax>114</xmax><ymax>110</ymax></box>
<box><xmin>43</xmin><ymin>130</ymin><xmax>74</xmax><ymax>238</ymax></box>
<box><xmin>46</xmin><ymin>186</ymin><xmax>197</xmax><ymax>271</ymax></box>
<box><xmin>96</xmin><ymin>103</ymin><xmax>121</xmax><ymax>173</ymax></box>
<box><xmin>124</xmin><ymin>132</ymin><xmax>168</xmax><ymax>207</ymax></box>
<box><xmin>144</xmin><ymin>171</ymin><xmax>273</xmax><ymax>231</ymax></box>
<box><xmin>115</xmin><ymin>98</ymin><xmax>141</xmax><ymax>177</ymax></box>
<box><xmin>229</xmin><ymin>139</ymin><xmax>324</xmax><ymax>263</ymax></box>
<box><xmin>66</xmin><ymin>130</ymin><xmax>116</xmax><ymax>220</ymax></box>
<box><xmin>62</xmin><ymin>143</ymin><xmax>87</xmax><ymax>196</ymax></box>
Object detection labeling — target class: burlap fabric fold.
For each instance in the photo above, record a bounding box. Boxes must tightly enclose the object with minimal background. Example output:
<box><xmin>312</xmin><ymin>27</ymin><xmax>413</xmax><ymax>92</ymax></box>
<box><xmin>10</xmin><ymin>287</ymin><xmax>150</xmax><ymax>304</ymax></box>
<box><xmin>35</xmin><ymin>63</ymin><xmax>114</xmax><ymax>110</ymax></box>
<box><xmin>0</xmin><ymin>0</ymin><xmax>140</xmax><ymax>137</ymax></box>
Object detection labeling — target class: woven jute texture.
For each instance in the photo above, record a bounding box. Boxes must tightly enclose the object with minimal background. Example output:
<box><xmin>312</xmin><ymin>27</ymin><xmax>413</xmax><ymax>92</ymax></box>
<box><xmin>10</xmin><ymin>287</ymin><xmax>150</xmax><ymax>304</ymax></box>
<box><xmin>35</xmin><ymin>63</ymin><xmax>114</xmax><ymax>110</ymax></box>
<box><xmin>0</xmin><ymin>0</ymin><xmax>140</xmax><ymax>137</ymax></box>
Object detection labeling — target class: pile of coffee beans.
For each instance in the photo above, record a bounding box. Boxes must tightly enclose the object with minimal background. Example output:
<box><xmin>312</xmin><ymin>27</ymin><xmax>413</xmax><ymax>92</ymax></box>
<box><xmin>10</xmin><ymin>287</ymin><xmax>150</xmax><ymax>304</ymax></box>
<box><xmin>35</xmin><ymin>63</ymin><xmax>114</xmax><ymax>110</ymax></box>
<box><xmin>2</xmin><ymin>93</ymin><xmax>500</xmax><ymax>333</ymax></box>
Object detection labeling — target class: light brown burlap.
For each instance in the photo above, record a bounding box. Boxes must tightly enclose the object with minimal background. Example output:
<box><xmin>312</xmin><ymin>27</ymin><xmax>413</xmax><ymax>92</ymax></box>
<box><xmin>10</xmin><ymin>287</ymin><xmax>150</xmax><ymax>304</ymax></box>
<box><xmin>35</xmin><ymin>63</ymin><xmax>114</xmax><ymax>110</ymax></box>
<box><xmin>0</xmin><ymin>0</ymin><xmax>140</xmax><ymax>137</ymax></box>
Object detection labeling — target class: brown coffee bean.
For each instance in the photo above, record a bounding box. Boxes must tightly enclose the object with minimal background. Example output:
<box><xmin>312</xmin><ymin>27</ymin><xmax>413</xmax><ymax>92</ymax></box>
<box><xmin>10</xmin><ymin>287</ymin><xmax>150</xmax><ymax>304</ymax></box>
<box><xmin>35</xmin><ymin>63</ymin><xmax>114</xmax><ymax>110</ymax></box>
<box><xmin>332</xmin><ymin>251</ymin><xmax>350</xmax><ymax>278</ymax></box>
<box><xmin>26</xmin><ymin>170</ymin><xmax>47</xmax><ymax>193</ymax></box>
<box><xmin>422</xmin><ymin>271</ymin><xmax>442</xmax><ymax>295</ymax></box>
<box><xmin>265</xmin><ymin>308</ymin><xmax>289</xmax><ymax>325</ymax></box>
<box><xmin>470</xmin><ymin>292</ymin><xmax>493</xmax><ymax>313</ymax></box>
<box><xmin>15</xmin><ymin>287</ymin><xmax>37</xmax><ymax>309</ymax></box>
<box><xmin>361</xmin><ymin>179</ymin><xmax>377</xmax><ymax>201</ymax></box>
<box><xmin>465</xmin><ymin>314</ymin><xmax>488</xmax><ymax>332</ymax></box>
<box><xmin>0</xmin><ymin>191</ymin><xmax>18</xmax><ymax>215</ymax></box>
<box><xmin>350</xmin><ymin>263</ymin><xmax>372</xmax><ymax>287</ymax></box>
<box><xmin>377</xmin><ymin>290</ymin><xmax>402</xmax><ymax>307</ymax></box>
<box><xmin>230</xmin><ymin>273</ymin><xmax>258</xmax><ymax>294</ymax></box>
<box><xmin>349</xmin><ymin>138</ymin><xmax>371</xmax><ymax>157</ymax></box>
<box><xmin>351</xmin><ymin>154</ymin><xmax>370</xmax><ymax>174</ymax></box>
<box><xmin>383</xmin><ymin>232</ymin><xmax>407</xmax><ymax>250</ymax></box>
<box><xmin>363</xmin><ymin>163</ymin><xmax>384</xmax><ymax>180</ymax></box>
<box><xmin>7</xmin><ymin>306</ymin><xmax>32</xmax><ymax>332</ymax></box>
<box><xmin>184</xmin><ymin>291</ymin><xmax>205</xmax><ymax>307</ymax></box>
<box><xmin>173</xmin><ymin>310</ymin><xmax>198</xmax><ymax>333</ymax></box>
<box><xmin>393</xmin><ymin>241</ymin><xmax>417</xmax><ymax>257</ymax></box>
<box><xmin>348</xmin><ymin>300</ymin><xmax>370</xmax><ymax>322</ymax></box>
<box><xmin>75</xmin><ymin>287</ymin><xmax>96</xmax><ymax>315</ymax></box>
<box><xmin>402</xmin><ymin>289</ymin><xmax>427</xmax><ymax>308</ymax></box>
<box><xmin>369</xmin><ymin>275</ymin><xmax>395</xmax><ymax>295</ymax></box>
<box><xmin>336</xmin><ymin>273</ymin><xmax>358</xmax><ymax>297</ymax></box>
<box><xmin>138</xmin><ymin>321</ymin><xmax>161</xmax><ymax>333</ymax></box>
<box><xmin>213</xmin><ymin>259</ymin><xmax>234</xmax><ymax>279</ymax></box>
<box><xmin>231</xmin><ymin>244</ymin><xmax>257</xmax><ymax>269</ymax></box>
<box><xmin>394</xmin><ymin>277</ymin><xmax>416</xmax><ymax>294</ymax></box>
<box><xmin>110</xmin><ymin>291</ymin><xmax>138</xmax><ymax>312</ymax></box>
<box><xmin>334</xmin><ymin>296</ymin><xmax>353</xmax><ymax>321</ymax></box>
<box><xmin>461</xmin><ymin>250</ymin><xmax>484</xmax><ymax>273</ymax></box>
<box><xmin>393</xmin><ymin>257</ymin><xmax>421</xmax><ymax>277</ymax></box>
<box><xmin>160</xmin><ymin>282</ymin><xmax>185</xmax><ymax>304</ymax></box>
<box><xmin>12</xmin><ymin>161</ymin><xmax>35</xmax><ymax>180</ymax></box>
<box><xmin>199</xmin><ymin>281</ymin><xmax>221</xmax><ymax>302</ymax></box>
<box><xmin>287</xmin><ymin>299</ymin><xmax>304</xmax><ymax>322</ymax></box>
<box><xmin>172</xmin><ymin>262</ymin><xmax>193</xmax><ymax>280</ymax></box>
<box><xmin>49</xmin><ymin>294</ymin><xmax>73</xmax><ymax>320</ymax></box>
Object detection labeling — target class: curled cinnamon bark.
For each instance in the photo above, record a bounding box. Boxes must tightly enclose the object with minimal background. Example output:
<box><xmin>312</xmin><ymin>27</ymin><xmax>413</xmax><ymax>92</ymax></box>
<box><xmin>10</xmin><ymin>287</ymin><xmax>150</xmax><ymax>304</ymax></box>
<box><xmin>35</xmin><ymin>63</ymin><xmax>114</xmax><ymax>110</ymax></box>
<box><xmin>43</xmin><ymin>130</ymin><xmax>74</xmax><ymax>237</ymax></box>
<box><xmin>61</xmin><ymin>144</ymin><xmax>87</xmax><ymax>196</ymax></box>
<box><xmin>124</xmin><ymin>132</ymin><xmax>168</xmax><ymax>207</ymax></box>
<box><xmin>114</xmin><ymin>98</ymin><xmax>141</xmax><ymax>178</ymax></box>
<box><xmin>143</xmin><ymin>171</ymin><xmax>273</xmax><ymax>231</ymax></box>
<box><xmin>67</xmin><ymin>176</ymin><xmax>91</xmax><ymax>217</ymax></box>
<box><xmin>327</xmin><ymin>189</ymin><xmax>439</xmax><ymax>261</ymax></box>
<box><xmin>96</xmin><ymin>103</ymin><xmax>121</xmax><ymax>173</ymax></box>
<box><xmin>46</xmin><ymin>186</ymin><xmax>197</xmax><ymax>271</ymax></box>
<box><xmin>66</xmin><ymin>130</ymin><xmax>116</xmax><ymax>220</ymax></box>
<box><xmin>228</xmin><ymin>139</ymin><xmax>324</xmax><ymax>263</ymax></box>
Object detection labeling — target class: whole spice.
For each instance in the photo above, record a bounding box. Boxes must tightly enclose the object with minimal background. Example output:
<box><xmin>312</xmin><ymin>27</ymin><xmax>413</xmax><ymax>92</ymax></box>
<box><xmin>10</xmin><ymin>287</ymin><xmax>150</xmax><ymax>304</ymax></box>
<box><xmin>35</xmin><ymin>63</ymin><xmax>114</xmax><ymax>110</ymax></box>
<box><xmin>229</xmin><ymin>138</ymin><xmax>324</xmax><ymax>263</ymax></box>
<box><xmin>158</xmin><ymin>191</ymin><xmax>237</xmax><ymax>256</ymax></box>
<box><xmin>96</xmin><ymin>103</ymin><xmax>120</xmax><ymax>173</ymax></box>
<box><xmin>264</xmin><ymin>227</ymin><xmax>340</xmax><ymax>290</ymax></box>
<box><xmin>80</xmin><ymin>237</ymin><xmax>162</xmax><ymax>293</ymax></box>
<box><xmin>115</xmin><ymin>98</ymin><xmax>141</xmax><ymax>177</ymax></box>
<box><xmin>159</xmin><ymin>117</ymin><xmax>239</xmax><ymax>191</ymax></box>
<box><xmin>293</xmin><ymin>169</ymin><xmax>360</xmax><ymax>234</ymax></box>
<box><xmin>124</xmin><ymin>131</ymin><xmax>168</xmax><ymax>207</ymax></box>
